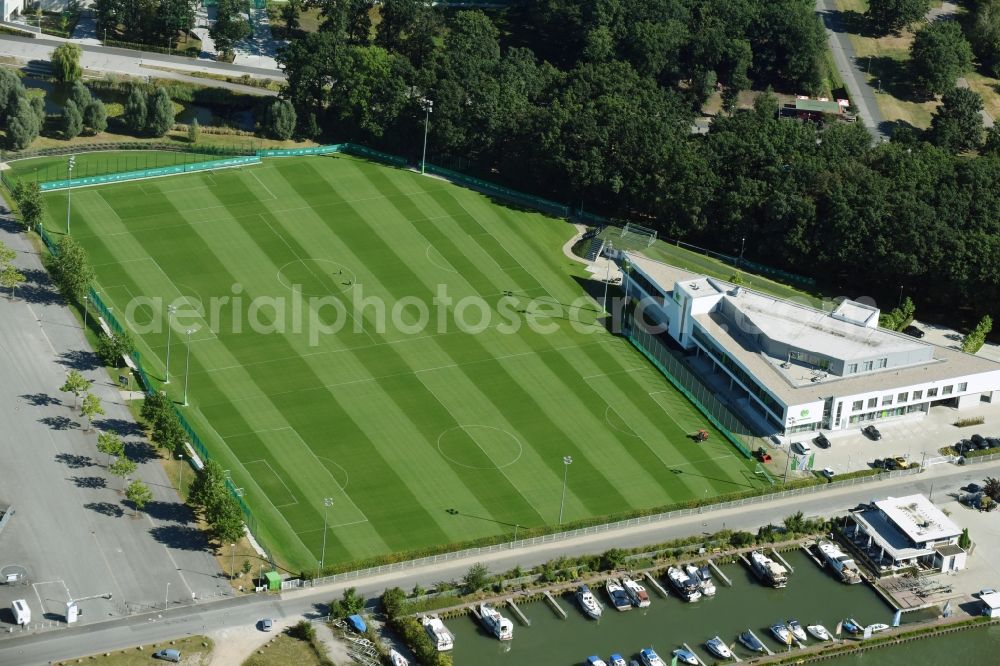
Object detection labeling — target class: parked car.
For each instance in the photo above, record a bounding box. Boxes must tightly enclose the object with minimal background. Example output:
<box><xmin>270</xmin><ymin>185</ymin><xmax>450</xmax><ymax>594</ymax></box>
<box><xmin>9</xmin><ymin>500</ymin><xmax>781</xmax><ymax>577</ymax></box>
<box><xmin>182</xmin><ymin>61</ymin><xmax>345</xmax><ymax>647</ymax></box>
<box><xmin>821</xmin><ymin>467</ymin><xmax>836</xmax><ymax>479</ymax></box>
<box><xmin>259</xmin><ymin>618</ymin><xmax>273</xmax><ymax>632</ymax></box>
<box><xmin>862</xmin><ymin>425</ymin><xmax>882</xmax><ymax>440</ymax></box>
<box><xmin>979</xmin><ymin>589</ymin><xmax>997</xmax><ymax>597</ymax></box>
<box><xmin>792</xmin><ymin>441</ymin><xmax>812</xmax><ymax>455</ymax></box>
<box><xmin>902</xmin><ymin>325</ymin><xmax>925</xmax><ymax>338</ymax></box>
<box><xmin>975</xmin><ymin>436</ymin><xmax>990</xmax><ymax>450</ymax></box>
<box><xmin>871</xmin><ymin>458</ymin><xmax>887</xmax><ymax>470</ymax></box>
<box><xmin>893</xmin><ymin>456</ymin><xmax>908</xmax><ymax>468</ymax></box>
<box><xmin>955</xmin><ymin>439</ymin><xmax>974</xmax><ymax>454</ymax></box>
<box><xmin>967</xmin><ymin>483</ymin><xmax>983</xmax><ymax>494</ymax></box>
<box><xmin>884</xmin><ymin>458</ymin><xmax>902</xmax><ymax>471</ymax></box>
<box><xmin>972</xmin><ymin>434</ymin><xmax>985</xmax><ymax>446</ymax></box>
<box><xmin>987</xmin><ymin>438</ymin><xmax>1000</xmax><ymax>449</ymax></box>
<box><xmin>814</xmin><ymin>432</ymin><xmax>831</xmax><ymax>449</ymax></box>
<box><xmin>154</xmin><ymin>649</ymin><xmax>181</xmax><ymax>663</ymax></box>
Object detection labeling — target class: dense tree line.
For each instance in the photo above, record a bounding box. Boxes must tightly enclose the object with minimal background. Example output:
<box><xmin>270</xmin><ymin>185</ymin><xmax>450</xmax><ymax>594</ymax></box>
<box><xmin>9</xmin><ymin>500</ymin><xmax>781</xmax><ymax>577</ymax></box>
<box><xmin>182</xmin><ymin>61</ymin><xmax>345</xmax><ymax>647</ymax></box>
<box><xmin>94</xmin><ymin>0</ymin><xmax>198</xmax><ymax>45</ymax></box>
<box><xmin>265</xmin><ymin>0</ymin><xmax>999</xmax><ymax>317</ymax></box>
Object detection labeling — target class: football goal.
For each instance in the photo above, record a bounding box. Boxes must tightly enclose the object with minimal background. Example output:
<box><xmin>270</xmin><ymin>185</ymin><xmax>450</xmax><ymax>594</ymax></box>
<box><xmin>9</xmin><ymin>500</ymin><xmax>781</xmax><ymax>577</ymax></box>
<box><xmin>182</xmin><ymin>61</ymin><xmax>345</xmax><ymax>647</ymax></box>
<box><xmin>620</xmin><ymin>222</ymin><xmax>657</xmax><ymax>248</ymax></box>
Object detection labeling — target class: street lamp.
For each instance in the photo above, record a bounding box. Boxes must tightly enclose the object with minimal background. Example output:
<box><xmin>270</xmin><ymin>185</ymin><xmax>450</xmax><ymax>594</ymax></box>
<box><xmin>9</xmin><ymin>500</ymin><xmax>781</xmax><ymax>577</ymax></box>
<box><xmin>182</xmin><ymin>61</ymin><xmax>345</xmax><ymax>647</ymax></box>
<box><xmin>558</xmin><ymin>455</ymin><xmax>573</xmax><ymax>525</ymax></box>
<box><xmin>739</xmin><ymin>237</ymin><xmax>746</xmax><ymax>267</ymax></box>
<box><xmin>318</xmin><ymin>497</ymin><xmax>333</xmax><ymax>578</ymax></box>
<box><xmin>164</xmin><ymin>304</ymin><xmax>177</xmax><ymax>384</ymax></box>
<box><xmin>83</xmin><ymin>293</ymin><xmax>89</xmax><ymax>331</ymax></box>
<box><xmin>182</xmin><ymin>329</ymin><xmax>194</xmax><ymax>406</ymax></box>
<box><xmin>231</xmin><ymin>543</ymin><xmax>236</xmax><ymax>580</ymax></box>
<box><xmin>66</xmin><ymin>155</ymin><xmax>76</xmax><ymax>234</ymax></box>
<box><xmin>602</xmin><ymin>241</ymin><xmax>614</xmax><ymax>314</ymax></box>
<box><xmin>165</xmin><ymin>581</ymin><xmax>170</xmax><ymax>610</ymax></box>
<box><xmin>421</xmin><ymin>99</ymin><xmax>433</xmax><ymax>175</ymax></box>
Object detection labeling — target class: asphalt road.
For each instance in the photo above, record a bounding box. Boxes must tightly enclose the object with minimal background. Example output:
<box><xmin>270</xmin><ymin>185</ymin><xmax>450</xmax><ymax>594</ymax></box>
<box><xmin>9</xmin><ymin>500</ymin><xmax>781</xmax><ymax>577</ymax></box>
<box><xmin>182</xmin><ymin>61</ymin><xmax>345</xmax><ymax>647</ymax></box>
<box><xmin>816</xmin><ymin>0</ymin><xmax>888</xmax><ymax>140</ymax></box>
<box><xmin>0</xmin><ymin>201</ymin><xmax>229</xmax><ymax>639</ymax></box>
<box><xmin>2</xmin><ymin>456</ymin><xmax>996</xmax><ymax>665</ymax></box>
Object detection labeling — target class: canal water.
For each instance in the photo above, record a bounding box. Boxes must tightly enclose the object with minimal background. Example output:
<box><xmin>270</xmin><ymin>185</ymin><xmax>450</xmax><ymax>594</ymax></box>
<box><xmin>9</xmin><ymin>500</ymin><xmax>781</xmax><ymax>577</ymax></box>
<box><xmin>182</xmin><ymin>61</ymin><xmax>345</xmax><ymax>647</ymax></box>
<box><xmin>449</xmin><ymin>550</ymin><xmax>897</xmax><ymax>665</ymax></box>
<box><xmin>825</xmin><ymin>623</ymin><xmax>1000</xmax><ymax>664</ymax></box>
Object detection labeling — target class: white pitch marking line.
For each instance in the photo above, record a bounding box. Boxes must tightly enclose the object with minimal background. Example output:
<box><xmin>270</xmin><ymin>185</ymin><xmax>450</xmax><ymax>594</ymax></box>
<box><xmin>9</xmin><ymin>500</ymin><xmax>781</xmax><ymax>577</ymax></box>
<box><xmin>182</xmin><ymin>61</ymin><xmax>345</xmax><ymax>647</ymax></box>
<box><xmin>249</xmin><ymin>169</ymin><xmax>278</xmax><ymax>201</ymax></box>
<box><xmin>244</xmin><ymin>458</ymin><xmax>299</xmax><ymax>507</ymax></box>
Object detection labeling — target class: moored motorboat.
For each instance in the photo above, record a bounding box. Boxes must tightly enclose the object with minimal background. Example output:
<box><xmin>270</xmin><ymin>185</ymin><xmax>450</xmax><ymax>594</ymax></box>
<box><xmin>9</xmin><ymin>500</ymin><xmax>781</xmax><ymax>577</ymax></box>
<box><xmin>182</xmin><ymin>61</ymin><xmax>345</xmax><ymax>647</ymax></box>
<box><xmin>738</xmin><ymin>630</ymin><xmax>765</xmax><ymax>652</ymax></box>
<box><xmin>749</xmin><ymin>550</ymin><xmax>788</xmax><ymax>588</ymax></box>
<box><xmin>771</xmin><ymin>623</ymin><xmax>793</xmax><ymax>645</ymax></box>
<box><xmin>817</xmin><ymin>540</ymin><xmax>862</xmax><ymax>584</ymax></box>
<box><xmin>586</xmin><ymin>657</ymin><xmax>608</xmax><ymax>666</ymax></box>
<box><xmin>666</xmin><ymin>566</ymin><xmax>702</xmax><ymax>602</ymax></box>
<box><xmin>843</xmin><ymin>618</ymin><xmax>863</xmax><ymax>635</ymax></box>
<box><xmin>605</xmin><ymin>578</ymin><xmax>632</xmax><ymax>612</ymax></box>
<box><xmin>640</xmin><ymin>648</ymin><xmax>668</xmax><ymax>666</ymax></box>
<box><xmin>671</xmin><ymin>648</ymin><xmax>698</xmax><ymax>665</ymax></box>
<box><xmin>621</xmin><ymin>575</ymin><xmax>651</xmax><ymax>608</ymax></box>
<box><xmin>705</xmin><ymin>636</ymin><xmax>733</xmax><ymax>659</ymax></box>
<box><xmin>389</xmin><ymin>649</ymin><xmax>409</xmax><ymax>666</ymax></box>
<box><xmin>685</xmin><ymin>564</ymin><xmax>717</xmax><ymax>597</ymax></box>
<box><xmin>609</xmin><ymin>654</ymin><xmax>627</xmax><ymax>666</ymax></box>
<box><xmin>787</xmin><ymin>619</ymin><xmax>807</xmax><ymax>643</ymax></box>
<box><xmin>867</xmin><ymin>623</ymin><xmax>890</xmax><ymax>634</ymax></box>
<box><xmin>807</xmin><ymin>624</ymin><xmax>832</xmax><ymax>641</ymax></box>
<box><xmin>421</xmin><ymin>615</ymin><xmax>454</xmax><ymax>651</ymax></box>
<box><xmin>576</xmin><ymin>584</ymin><xmax>603</xmax><ymax>619</ymax></box>
<box><xmin>479</xmin><ymin>603</ymin><xmax>513</xmax><ymax>640</ymax></box>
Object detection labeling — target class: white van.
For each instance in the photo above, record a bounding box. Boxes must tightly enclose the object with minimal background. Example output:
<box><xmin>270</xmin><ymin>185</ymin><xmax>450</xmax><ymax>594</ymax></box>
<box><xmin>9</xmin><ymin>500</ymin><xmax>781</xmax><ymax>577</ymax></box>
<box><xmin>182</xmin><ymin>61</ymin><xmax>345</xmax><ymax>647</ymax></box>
<box><xmin>12</xmin><ymin>599</ymin><xmax>30</xmax><ymax>625</ymax></box>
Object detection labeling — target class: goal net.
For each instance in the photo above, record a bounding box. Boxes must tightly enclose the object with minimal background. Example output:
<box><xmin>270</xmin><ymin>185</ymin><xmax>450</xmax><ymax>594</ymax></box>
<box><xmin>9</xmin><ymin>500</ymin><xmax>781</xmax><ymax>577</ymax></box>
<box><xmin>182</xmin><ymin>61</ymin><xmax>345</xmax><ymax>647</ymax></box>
<box><xmin>620</xmin><ymin>222</ymin><xmax>657</xmax><ymax>248</ymax></box>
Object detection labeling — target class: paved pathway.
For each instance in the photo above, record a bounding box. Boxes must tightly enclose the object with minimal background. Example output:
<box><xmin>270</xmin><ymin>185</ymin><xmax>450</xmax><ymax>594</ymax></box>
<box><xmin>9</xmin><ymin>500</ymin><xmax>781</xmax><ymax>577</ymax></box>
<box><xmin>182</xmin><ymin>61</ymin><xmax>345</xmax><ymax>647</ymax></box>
<box><xmin>1</xmin><ymin>456</ymin><xmax>997</xmax><ymax>664</ymax></box>
<box><xmin>816</xmin><ymin>0</ymin><xmax>888</xmax><ymax>140</ymax></box>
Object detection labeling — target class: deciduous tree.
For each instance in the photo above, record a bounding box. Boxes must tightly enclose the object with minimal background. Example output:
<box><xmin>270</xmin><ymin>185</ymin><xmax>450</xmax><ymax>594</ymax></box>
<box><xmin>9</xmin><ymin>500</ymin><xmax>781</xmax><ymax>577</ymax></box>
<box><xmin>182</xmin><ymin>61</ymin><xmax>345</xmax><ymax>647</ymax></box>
<box><xmin>147</xmin><ymin>87</ymin><xmax>175</xmax><ymax>137</ymax></box>
<box><xmin>62</xmin><ymin>99</ymin><xmax>84</xmax><ymax>139</ymax></box>
<box><xmin>1</xmin><ymin>263</ymin><xmax>26</xmax><ymax>300</ymax></box>
<box><xmin>123</xmin><ymin>87</ymin><xmax>148</xmax><ymax>135</ymax></box>
<box><xmin>109</xmin><ymin>455</ymin><xmax>137</xmax><ymax>491</ymax></box>
<box><xmin>51</xmin><ymin>235</ymin><xmax>95</xmax><ymax>303</ymax></box>
<box><xmin>125</xmin><ymin>479</ymin><xmax>153</xmax><ymax>516</ymax></box>
<box><xmin>84</xmin><ymin>99</ymin><xmax>108</xmax><ymax>134</ymax></box>
<box><xmin>13</xmin><ymin>181</ymin><xmax>45</xmax><ymax>230</ymax></box>
<box><xmin>97</xmin><ymin>430</ymin><xmax>125</xmax><ymax>466</ymax></box>
<box><xmin>60</xmin><ymin>369</ymin><xmax>91</xmax><ymax>409</ymax></box>
<box><xmin>80</xmin><ymin>392</ymin><xmax>105</xmax><ymax>431</ymax></box>
<box><xmin>910</xmin><ymin>21</ymin><xmax>973</xmax><ymax>97</ymax></box>
<box><xmin>96</xmin><ymin>329</ymin><xmax>136</xmax><ymax>366</ymax></box>
<box><xmin>866</xmin><ymin>0</ymin><xmax>932</xmax><ymax>35</ymax></box>
<box><xmin>51</xmin><ymin>43</ymin><xmax>82</xmax><ymax>83</ymax></box>
<box><xmin>927</xmin><ymin>87</ymin><xmax>986</xmax><ymax>153</ymax></box>
<box><xmin>5</xmin><ymin>96</ymin><xmax>41</xmax><ymax>150</ymax></box>
<box><xmin>262</xmin><ymin>99</ymin><xmax>296</xmax><ymax>140</ymax></box>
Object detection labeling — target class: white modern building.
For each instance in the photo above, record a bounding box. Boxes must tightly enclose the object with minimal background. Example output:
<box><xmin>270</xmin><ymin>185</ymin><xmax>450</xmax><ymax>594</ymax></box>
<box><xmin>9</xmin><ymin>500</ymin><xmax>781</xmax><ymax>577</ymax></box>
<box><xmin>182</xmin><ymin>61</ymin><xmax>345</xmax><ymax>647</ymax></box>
<box><xmin>845</xmin><ymin>494</ymin><xmax>966</xmax><ymax>574</ymax></box>
<box><xmin>1</xmin><ymin>0</ymin><xmax>24</xmax><ymax>23</ymax></box>
<box><xmin>618</xmin><ymin>251</ymin><xmax>1000</xmax><ymax>436</ymax></box>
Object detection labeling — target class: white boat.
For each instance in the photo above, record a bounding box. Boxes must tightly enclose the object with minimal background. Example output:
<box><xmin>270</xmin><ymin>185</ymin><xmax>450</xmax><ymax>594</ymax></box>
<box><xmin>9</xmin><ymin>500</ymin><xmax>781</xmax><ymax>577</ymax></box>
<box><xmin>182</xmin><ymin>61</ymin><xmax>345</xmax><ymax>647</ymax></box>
<box><xmin>807</xmin><ymin>624</ymin><xmax>832</xmax><ymax>641</ymax></box>
<box><xmin>666</xmin><ymin>566</ymin><xmax>702</xmax><ymax>602</ymax></box>
<box><xmin>621</xmin><ymin>575</ymin><xmax>651</xmax><ymax>608</ymax></box>
<box><xmin>671</xmin><ymin>648</ymin><xmax>697</xmax><ymax>665</ymax></box>
<box><xmin>586</xmin><ymin>657</ymin><xmax>608</xmax><ymax>666</ymax></box>
<box><xmin>770</xmin><ymin>623</ymin><xmax>793</xmax><ymax>645</ymax></box>
<box><xmin>867</xmin><ymin>623</ymin><xmax>890</xmax><ymax>634</ymax></box>
<box><xmin>576</xmin><ymin>584</ymin><xmax>603</xmax><ymax>619</ymax></box>
<box><xmin>817</xmin><ymin>541</ymin><xmax>862</xmax><ymax>584</ymax></box>
<box><xmin>479</xmin><ymin>603</ymin><xmax>513</xmax><ymax>640</ymax></box>
<box><xmin>605</xmin><ymin>578</ymin><xmax>632</xmax><ymax>611</ymax></box>
<box><xmin>685</xmin><ymin>564</ymin><xmax>717</xmax><ymax>597</ymax></box>
<box><xmin>749</xmin><ymin>550</ymin><xmax>788</xmax><ymax>588</ymax></box>
<box><xmin>705</xmin><ymin>636</ymin><xmax>733</xmax><ymax>659</ymax></box>
<box><xmin>609</xmin><ymin>654</ymin><xmax>627</xmax><ymax>666</ymax></box>
<box><xmin>640</xmin><ymin>648</ymin><xmax>668</xmax><ymax>666</ymax></box>
<box><xmin>389</xmin><ymin>649</ymin><xmax>409</xmax><ymax>666</ymax></box>
<box><xmin>787</xmin><ymin>619</ymin><xmax>808</xmax><ymax>643</ymax></box>
<box><xmin>421</xmin><ymin>615</ymin><xmax>454</xmax><ymax>651</ymax></box>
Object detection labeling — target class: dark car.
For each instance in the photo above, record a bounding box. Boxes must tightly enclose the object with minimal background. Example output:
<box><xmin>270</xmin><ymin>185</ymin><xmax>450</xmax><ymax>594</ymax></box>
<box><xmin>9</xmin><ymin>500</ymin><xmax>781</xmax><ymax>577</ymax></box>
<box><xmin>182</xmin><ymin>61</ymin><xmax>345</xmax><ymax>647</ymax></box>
<box><xmin>955</xmin><ymin>439</ymin><xmax>974</xmax><ymax>454</ymax></box>
<box><xmin>967</xmin><ymin>483</ymin><xmax>983</xmax><ymax>494</ymax></box>
<box><xmin>902</xmin><ymin>325</ymin><xmax>925</xmax><ymax>338</ymax></box>
<box><xmin>863</xmin><ymin>425</ymin><xmax>882</xmax><ymax>440</ymax></box>
<box><xmin>814</xmin><ymin>432</ymin><xmax>831</xmax><ymax>449</ymax></box>
<box><xmin>872</xmin><ymin>458</ymin><xmax>887</xmax><ymax>469</ymax></box>
<box><xmin>884</xmin><ymin>458</ymin><xmax>902</xmax><ymax>471</ymax></box>
<box><xmin>975</xmin><ymin>436</ymin><xmax>990</xmax><ymax>450</ymax></box>
<box><xmin>988</xmin><ymin>438</ymin><xmax>1000</xmax><ymax>449</ymax></box>
<box><xmin>972</xmin><ymin>434</ymin><xmax>985</xmax><ymax>446</ymax></box>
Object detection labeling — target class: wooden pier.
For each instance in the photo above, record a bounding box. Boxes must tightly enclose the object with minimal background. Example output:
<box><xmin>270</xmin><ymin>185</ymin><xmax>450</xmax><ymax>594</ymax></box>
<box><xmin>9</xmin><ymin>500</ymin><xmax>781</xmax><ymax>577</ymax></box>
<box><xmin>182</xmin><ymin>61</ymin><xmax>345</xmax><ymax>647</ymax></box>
<box><xmin>469</xmin><ymin>606</ymin><xmax>482</xmax><ymax>622</ymax></box>
<box><xmin>506</xmin><ymin>598</ymin><xmax>530</xmax><ymax>626</ymax></box>
<box><xmin>746</xmin><ymin>629</ymin><xmax>773</xmax><ymax>656</ymax></box>
<box><xmin>771</xmin><ymin>548</ymin><xmax>795</xmax><ymax>573</ymax></box>
<box><xmin>683</xmin><ymin>642</ymin><xmax>708</xmax><ymax>666</ymax></box>
<box><xmin>708</xmin><ymin>559</ymin><xmax>732</xmax><ymax>586</ymax></box>
<box><xmin>543</xmin><ymin>591</ymin><xmax>567</xmax><ymax>619</ymax></box>
<box><xmin>801</xmin><ymin>542</ymin><xmax>824</xmax><ymax>568</ymax></box>
<box><xmin>643</xmin><ymin>571</ymin><xmax>669</xmax><ymax>598</ymax></box>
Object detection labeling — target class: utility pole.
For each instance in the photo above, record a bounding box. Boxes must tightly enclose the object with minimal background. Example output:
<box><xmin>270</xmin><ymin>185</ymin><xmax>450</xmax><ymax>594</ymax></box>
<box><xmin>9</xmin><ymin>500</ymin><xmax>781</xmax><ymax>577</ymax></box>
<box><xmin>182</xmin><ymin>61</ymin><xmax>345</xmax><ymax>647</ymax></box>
<box><xmin>421</xmin><ymin>99</ymin><xmax>433</xmax><ymax>174</ymax></box>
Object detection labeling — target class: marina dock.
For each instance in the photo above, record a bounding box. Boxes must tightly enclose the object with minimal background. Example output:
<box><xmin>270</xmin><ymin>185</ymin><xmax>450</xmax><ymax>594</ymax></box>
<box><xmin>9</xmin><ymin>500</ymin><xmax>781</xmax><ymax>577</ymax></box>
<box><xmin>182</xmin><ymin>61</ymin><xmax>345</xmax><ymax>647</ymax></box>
<box><xmin>708</xmin><ymin>560</ymin><xmax>732</xmax><ymax>586</ymax></box>
<box><xmin>683</xmin><ymin>642</ymin><xmax>707</xmax><ymax>666</ymax></box>
<box><xmin>772</xmin><ymin>548</ymin><xmax>795</xmax><ymax>573</ymax></box>
<box><xmin>643</xmin><ymin>571</ymin><xmax>669</xmax><ymax>598</ymax></box>
<box><xmin>746</xmin><ymin>629</ymin><xmax>773</xmax><ymax>656</ymax></box>
<box><xmin>469</xmin><ymin>606</ymin><xmax>482</xmax><ymax>622</ymax></box>
<box><xmin>543</xmin><ymin>591</ymin><xmax>567</xmax><ymax>619</ymax></box>
<box><xmin>801</xmin><ymin>543</ymin><xmax>824</xmax><ymax>569</ymax></box>
<box><xmin>506</xmin><ymin>598</ymin><xmax>530</xmax><ymax>626</ymax></box>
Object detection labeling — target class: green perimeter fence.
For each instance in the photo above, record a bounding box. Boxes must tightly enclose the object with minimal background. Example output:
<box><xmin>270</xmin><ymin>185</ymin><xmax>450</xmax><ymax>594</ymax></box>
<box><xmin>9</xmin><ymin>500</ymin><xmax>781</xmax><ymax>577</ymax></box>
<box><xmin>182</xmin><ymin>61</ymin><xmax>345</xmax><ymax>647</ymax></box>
<box><xmin>624</xmin><ymin>315</ymin><xmax>774</xmax><ymax>463</ymax></box>
<box><xmin>15</xmin><ymin>141</ymin><xmax>810</xmax><ymax>569</ymax></box>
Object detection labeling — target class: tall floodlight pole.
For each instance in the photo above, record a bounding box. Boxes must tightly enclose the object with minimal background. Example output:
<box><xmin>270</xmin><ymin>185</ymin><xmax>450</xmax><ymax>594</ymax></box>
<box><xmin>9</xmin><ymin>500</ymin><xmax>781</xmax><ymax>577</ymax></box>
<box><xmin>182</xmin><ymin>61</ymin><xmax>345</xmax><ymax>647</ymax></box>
<box><xmin>165</xmin><ymin>581</ymin><xmax>170</xmax><ymax>610</ymax></box>
<box><xmin>558</xmin><ymin>456</ymin><xmax>573</xmax><ymax>525</ymax></box>
<box><xmin>164</xmin><ymin>304</ymin><xmax>177</xmax><ymax>384</ymax></box>
<box><xmin>66</xmin><ymin>155</ymin><xmax>76</xmax><ymax>234</ymax></box>
<box><xmin>183</xmin><ymin>329</ymin><xmax>194</xmax><ymax>406</ymax></box>
<box><xmin>231</xmin><ymin>543</ymin><xmax>236</xmax><ymax>580</ymax></box>
<box><xmin>602</xmin><ymin>241</ymin><xmax>614</xmax><ymax>314</ymax></box>
<box><xmin>319</xmin><ymin>497</ymin><xmax>334</xmax><ymax>579</ymax></box>
<box><xmin>83</xmin><ymin>294</ymin><xmax>89</xmax><ymax>331</ymax></box>
<box><xmin>421</xmin><ymin>99</ymin><xmax>433</xmax><ymax>174</ymax></box>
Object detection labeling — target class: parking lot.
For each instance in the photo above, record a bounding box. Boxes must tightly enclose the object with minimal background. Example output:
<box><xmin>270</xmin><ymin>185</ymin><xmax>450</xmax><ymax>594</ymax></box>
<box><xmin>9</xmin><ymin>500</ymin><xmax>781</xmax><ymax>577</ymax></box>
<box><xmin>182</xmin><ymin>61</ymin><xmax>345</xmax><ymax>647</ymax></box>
<box><xmin>0</xmin><ymin>209</ymin><xmax>228</xmax><ymax>635</ymax></box>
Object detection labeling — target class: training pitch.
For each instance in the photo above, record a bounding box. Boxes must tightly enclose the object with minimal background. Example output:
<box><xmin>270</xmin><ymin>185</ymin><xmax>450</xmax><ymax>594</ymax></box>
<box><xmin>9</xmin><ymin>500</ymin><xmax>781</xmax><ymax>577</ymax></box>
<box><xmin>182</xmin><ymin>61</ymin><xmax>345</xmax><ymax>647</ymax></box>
<box><xmin>39</xmin><ymin>155</ymin><xmax>765</xmax><ymax>570</ymax></box>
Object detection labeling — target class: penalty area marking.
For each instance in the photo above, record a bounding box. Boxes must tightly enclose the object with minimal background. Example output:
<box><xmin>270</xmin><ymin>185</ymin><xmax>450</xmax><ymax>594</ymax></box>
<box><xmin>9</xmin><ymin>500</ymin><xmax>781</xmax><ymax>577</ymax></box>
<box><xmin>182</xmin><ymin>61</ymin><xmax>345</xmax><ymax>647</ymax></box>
<box><xmin>244</xmin><ymin>459</ymin><xmax>299</xmax><ymax>508</ymax></box>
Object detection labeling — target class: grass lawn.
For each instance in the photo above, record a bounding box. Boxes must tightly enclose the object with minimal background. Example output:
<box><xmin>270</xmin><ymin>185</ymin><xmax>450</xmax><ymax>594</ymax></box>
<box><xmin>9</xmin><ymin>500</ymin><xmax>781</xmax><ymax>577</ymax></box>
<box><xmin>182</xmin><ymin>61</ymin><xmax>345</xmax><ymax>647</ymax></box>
<box><xmin>5</xmin><ymin>150</ymin><xmax>233</xmax><ymax>184</ymax></box>
<box><xmin>56</xmin><ymin>636</ymin><xmax>213</xmax><ymax>665</ymax></box>
<box><xmin>243</xmin><ymin>633</ymin><xmax>324</xmax><ymax>666</ymax></box>
<box><xmin>39</xmin><ymin>154</ymin><xmax>765</xmax><ymax>571</ymax></box>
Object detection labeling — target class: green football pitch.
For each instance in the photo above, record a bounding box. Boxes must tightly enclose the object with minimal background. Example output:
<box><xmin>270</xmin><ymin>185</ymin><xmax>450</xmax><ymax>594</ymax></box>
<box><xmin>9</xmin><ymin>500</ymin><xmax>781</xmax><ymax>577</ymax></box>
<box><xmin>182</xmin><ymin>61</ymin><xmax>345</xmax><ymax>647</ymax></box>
<box><xmin>39</xmin><ymin>155</ymin><xmax>765</xmax><ymax>570</ymax></box>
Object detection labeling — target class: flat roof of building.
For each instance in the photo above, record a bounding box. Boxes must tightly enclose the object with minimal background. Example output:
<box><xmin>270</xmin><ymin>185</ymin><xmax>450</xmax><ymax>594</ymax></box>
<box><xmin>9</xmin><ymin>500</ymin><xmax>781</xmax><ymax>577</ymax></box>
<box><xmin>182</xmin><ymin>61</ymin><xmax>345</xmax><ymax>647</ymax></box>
<box><xmin>876</xmin><ymin>494</ymin><xmax>961</xmax><ymax>544</ymax></box>
<box><xmin>794</xmin><ymin>99</ymin><xmax>842</xmax><ymax>114</ymax></box>
<box><xmin>852</xmin><ymin>508</ymin><xmax>933</xmax><ymax>562</ymax></box>
<box><xmin>980</xmin><ymin>592</ymin><xmax>1000</xmax><ymax>609</ymax></box>
<box><xmin>625</xmin><ymin>253</ymin><xmax>698</xmax><ymax>291</ymax></box>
